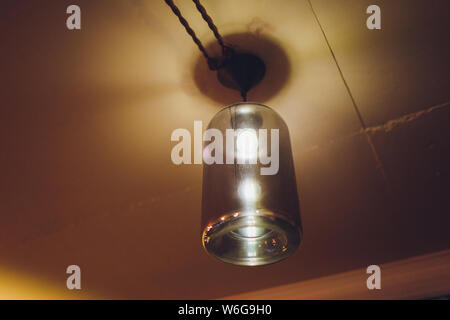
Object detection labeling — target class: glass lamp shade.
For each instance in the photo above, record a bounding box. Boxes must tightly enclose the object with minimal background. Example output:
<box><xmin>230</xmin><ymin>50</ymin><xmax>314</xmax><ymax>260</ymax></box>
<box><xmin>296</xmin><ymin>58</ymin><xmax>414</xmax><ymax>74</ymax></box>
<box><xmin>201</xmin><ymin>103</ymin><xmax>302</xmax><ymax>266</ymax></box>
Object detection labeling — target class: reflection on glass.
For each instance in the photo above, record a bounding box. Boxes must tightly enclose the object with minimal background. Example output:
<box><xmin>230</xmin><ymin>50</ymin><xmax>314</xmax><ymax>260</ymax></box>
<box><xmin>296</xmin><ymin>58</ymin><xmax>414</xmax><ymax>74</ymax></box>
<box><xmin>238</xmin><ymin>179</ymin><xmax>260</xmax><ymax>204</ymax></box>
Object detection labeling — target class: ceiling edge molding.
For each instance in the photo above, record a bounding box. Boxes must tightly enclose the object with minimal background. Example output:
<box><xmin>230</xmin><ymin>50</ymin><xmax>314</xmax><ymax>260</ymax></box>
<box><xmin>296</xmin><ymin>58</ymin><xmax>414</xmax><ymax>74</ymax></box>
<box><xmin>222</xmin><ymin>249</ymin><xmax>450</xmax><ymax>300</ymax></box>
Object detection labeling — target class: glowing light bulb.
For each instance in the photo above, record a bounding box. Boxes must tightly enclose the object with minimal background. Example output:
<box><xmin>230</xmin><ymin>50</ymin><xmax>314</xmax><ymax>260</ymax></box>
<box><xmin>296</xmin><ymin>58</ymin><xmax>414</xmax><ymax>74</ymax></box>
<box><xmin>236</xmin><ymin>129</ymin><xmax>258</xmax><ymax>162</ymax></box>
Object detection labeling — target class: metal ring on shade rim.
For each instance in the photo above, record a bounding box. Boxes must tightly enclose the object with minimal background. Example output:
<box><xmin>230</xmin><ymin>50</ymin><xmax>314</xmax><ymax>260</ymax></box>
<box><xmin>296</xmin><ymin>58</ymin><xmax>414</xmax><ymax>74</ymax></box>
<box><xmin>202</xmin><ymin>209</ymin><xmax>302</xmax><ymax>266</ymax></box>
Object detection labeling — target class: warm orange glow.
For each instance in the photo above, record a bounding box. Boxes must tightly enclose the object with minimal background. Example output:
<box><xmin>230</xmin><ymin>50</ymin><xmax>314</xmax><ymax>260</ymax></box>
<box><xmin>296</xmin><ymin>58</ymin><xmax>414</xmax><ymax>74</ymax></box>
<box><xmin>0</xmin><ymin>267</ymin><xmax>91</xmax><ymax>300</ymax></box>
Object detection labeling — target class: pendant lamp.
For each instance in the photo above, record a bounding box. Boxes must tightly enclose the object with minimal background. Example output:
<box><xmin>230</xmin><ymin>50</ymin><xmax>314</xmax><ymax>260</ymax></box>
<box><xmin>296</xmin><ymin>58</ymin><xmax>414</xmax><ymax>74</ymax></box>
<box><xmin>201</xmin><ymin>103</ymin><xmax>302</xmax><ymax>266</ymax></box>
<box><xmin>164</xmin><ymin>0</ymin><xmax>302</xmax><ymax>266</ymax></box>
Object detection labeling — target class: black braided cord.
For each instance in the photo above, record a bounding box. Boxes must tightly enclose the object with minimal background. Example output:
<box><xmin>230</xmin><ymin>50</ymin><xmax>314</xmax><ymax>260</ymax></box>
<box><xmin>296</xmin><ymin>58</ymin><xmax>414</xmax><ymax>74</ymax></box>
<box><xmin>164</xmin><ymin>0</ymin><xmax>233</xmax><ymax>70</ymax></box>
<box><xmin>192</xmin><ymin>0</ymin><xmax>228</xmax><ymax>53</ymax></box>
<box><xmin>164</xmin><ymin>0</ymin><xmax>210</xmax><ymax>60</ymax></box>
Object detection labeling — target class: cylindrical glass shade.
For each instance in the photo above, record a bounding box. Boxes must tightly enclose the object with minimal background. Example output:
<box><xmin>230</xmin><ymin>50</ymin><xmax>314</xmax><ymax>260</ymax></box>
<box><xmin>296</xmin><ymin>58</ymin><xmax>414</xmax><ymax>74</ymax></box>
<box><xmin>201</xmin><ymin>103</ymin><xmax>302</xmax><ymax>266</ymax></box>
